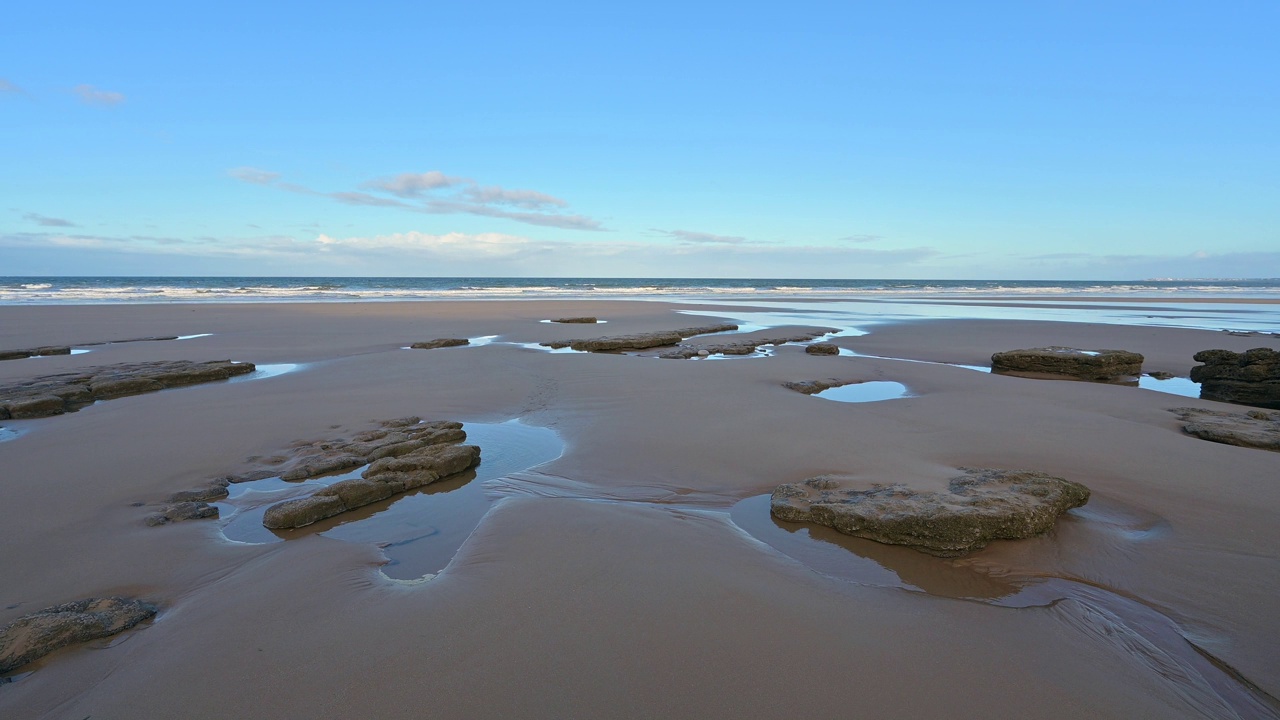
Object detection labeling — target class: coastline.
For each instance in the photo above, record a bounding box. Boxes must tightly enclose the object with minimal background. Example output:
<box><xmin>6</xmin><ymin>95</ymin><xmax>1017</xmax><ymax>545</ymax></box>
<box><xmin>1</xmin><ymin>297</ymin><xmax>1278</xmax><ymax>718</ymax></box>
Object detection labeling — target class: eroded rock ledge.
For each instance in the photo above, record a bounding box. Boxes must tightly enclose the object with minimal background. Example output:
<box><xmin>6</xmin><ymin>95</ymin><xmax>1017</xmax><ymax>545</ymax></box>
<box><xmin>1171</xmin><ymin>407</ymin><xmax>1280</xmax><ymax>451</ymax></box>
<box><xmin>0</xmin><ymin>335</ymin><xmax>183</xmax><ymax>362</ymax></box>
<box><xmin>259</xmin><ymin>418</ymin><xmax>480</xmax><ymax>529</ymax></box>
<box><xmin>410</xmin><ymin>338</ymin><xmax>469</xmax><ymax>350</ymax></box>
<box><xmin>1189</xmin><ymin>348</ymin><xmax>1280</xmax><ymax>409</ymax></box>
<box><xmin>783</xmin><ymin>378</ymin><xmax>854</xmax><ymax>395</ymax></box>
<box><xmin>0</xmin><ymin>360</ymin><xmax>256</xmax><ymax>419</ymax></box>
<box><xmin>551</xmin><ymin>317</ymin><xmax>598</xmax><ymax>323</ymax></box>
<box><xmin>0</xmin><ymin>597</ymin><xmax>157</xmax><ymax>674</ymax></box>
<box><xmin>770</xmin><ymin>468</ymin><xmax>1091</xmax><ymax>556</ymax></box>
<box><xmin>541</xmin><ymin>323</ymin><xmax>739</xmax><ymax>352</ymax></box>
<box><xmin>656</xmin><ymin>330</ymin><xmax>832</xmax><ymax>359</ymax></box>
<box><xmin>991</xmin><ymin>347</ymin><xmax>1143</xmax><ymax>382</ymax></box>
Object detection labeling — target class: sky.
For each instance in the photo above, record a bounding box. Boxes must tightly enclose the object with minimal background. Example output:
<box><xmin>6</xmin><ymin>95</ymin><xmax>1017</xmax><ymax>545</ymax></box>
<box><xmin>2</xmin><ymin>1</ymin><xmax>1277</xmax><ymax>279</ymax></box>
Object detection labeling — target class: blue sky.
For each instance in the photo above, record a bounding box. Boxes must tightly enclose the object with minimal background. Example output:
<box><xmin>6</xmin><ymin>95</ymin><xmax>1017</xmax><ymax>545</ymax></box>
<box><xmin>2</xmin><ymin>1</ymin><xmax>1277</xmax><ymax>278</ymax></box>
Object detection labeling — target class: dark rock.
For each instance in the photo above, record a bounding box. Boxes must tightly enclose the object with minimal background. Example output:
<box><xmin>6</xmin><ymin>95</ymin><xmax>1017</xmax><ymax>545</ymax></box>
<box><xmin>0</xmin><ymin>597</ymin><xmax>157</xmax><ymax>673</ymax></box>
<box><xmin>380</xmin><ymin>416</ymin><xmax>421</xmax><ymax>428</ymax></box>
<box><xmin>33</xmin><ymin>347</ymin><xmax>70</xmax><ymax>356</ymax></box>
<box><xmin>1189</xmin><ymin>348</ymin><xmax>1280</xmax><ymax>409</ymax></box>
<box><xmin>410</xmin><ymin>338</ymin><xmax>469</xmax><ymax>350</ymax></box>
<box><xmin>544</xmin><ymin>323</ymin><xmax>739</xmax><ymax>353</ymax></box>
<box><xmin>1171</xmin><ymin>407</ymin><xmax>1280</xmax><ymax>451</ymax></box>
<box><xmin>279</xmin><ymin>454</ymin><xmax>365</xmax><ymax>481</ymax></box>
<box><xmin>991</xmin><ymin>347</ymin><xmax>1144</xmax><ymax>381</ymax></box>
<box><xmin>264</xmin><ymin>443</ymin><xmax>480</xmax><ymax>529</ymax></box>
<box><xmin>1147</xmin><ymin>371</ymin><xmax>1176</xmax><ymax>380</ymax></box>
<box><xmin>145</xmin><ymin>501</ymin><xmax>219</xmax><ymax>526</ymax></box>
<box><xmin>0</xmin><ymin>360</ymin><xmax>257</xmax><ymax>419</ymax></box>
<box><xmin>551</xmin><ymin>317</ymin><xmax>598</xmax><ymax>323</ymax></box>
<box><xmin>806</xmin><ymin>343</ymin><xmax>839</xmax><ymax>355</ymax></box>
<box><xmin>783</xmin><ymin>379</ymin><xmax>852</xmax><ymax>395</ymax></box>
<box><xmin>770</xmin><ymin>468</ymin><xmax>1091</xmax><ymax>556</ymax></box>
<box><xmin>168</xmin><ymin>480</ymin><xmax>231</xmax><ymax>503</ymax></box>
<box><xmin>657</xmin><ymin>330</ymin><xmax>831</xmax><ymax>359</ymax></box>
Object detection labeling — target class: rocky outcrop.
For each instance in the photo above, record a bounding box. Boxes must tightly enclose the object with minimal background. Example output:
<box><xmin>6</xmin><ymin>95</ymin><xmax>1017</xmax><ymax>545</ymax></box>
<box><xmin>1171</xmin><ymin>407</ymin><xmax>1280</xmax><ymax>452</ymax></box>
<box><xmin>551</xmin><ymin>317</ymin><xmax>598</xmax><ymax>324</ymax></box>
<box><xmin>542</xmin><ymin>323</ymin><xmax>738</xmax><ymax>352</ymax></box>
<box><xmin>657</xmin><ymin>330</ymin><xmax>833</xmax><ymax>359</ymax></box>
<box><xmin>770</xmin><ymin>468</ymin><xmax>1091</xmax><ymax>556</ymax></box>
<box><xmin>1189</xmin><ymin>348</ymin><xmax>1280</xmax><ymax>409</ymax></box>
<box><xmin>410</xmin><ymin>338</ymin><xmax>469</xmax><ymax>350</ymax></box>
<box><xmin>783</xmin><ymin>378</ymin><xmax>853</xmax><ymax>395</ymax></box>
<box><xmin>0</xmin><ymin>360</ymin><xmax>256</xmax><ymax>419</ymax></box>
<box><xmin>263</xmin><ymin>443</ymin><xmax>480</xmax><ymax>529</ymax></box>
<box><xmin>145</xmin><ymin>501</ymin><xmax>219</xmax><ymax>526</ymax></box>
<box><xmin>991</xmin><ymin>347</ymin><xmax>1143</xmax><ymax>382</ymax></box>
<box><xmin>0</xmin><ymin>597</ymin><xmax>157</xmax><ymax>673</ymax></box>
<box><xmin>805</xmin><ymin>342</ymin><xmax>839</xmax><ymax>355</ymax></box>
<box><xmin>0</xmin><ymin>346</ymin><xmax>70</xmax><ymax>362</ymax></box>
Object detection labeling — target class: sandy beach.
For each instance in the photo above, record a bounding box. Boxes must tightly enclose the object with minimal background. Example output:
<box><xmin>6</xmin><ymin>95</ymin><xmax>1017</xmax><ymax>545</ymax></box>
<box><xmin>1</xmin><ymin>298</ymin><xmax>1278</xmax><ymax>719</ymax></box>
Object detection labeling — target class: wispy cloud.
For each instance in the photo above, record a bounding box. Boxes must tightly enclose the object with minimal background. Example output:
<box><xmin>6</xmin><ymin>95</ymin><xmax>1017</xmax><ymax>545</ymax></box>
<box><xmin>22</xmin><ymin>212</ymin><xmax>76</xmax><ymax>227</ymax></box>
<box><xmin>232</xmin><ymin>167</ymin><xmax>604</xmax><ymax>231</ymax></box>
<box><xmin>73</xmin><ymin>84</ymin><xmax>125</xmax><ymax>106</ymax></box>
<box><xmin>837</xmin><ymin>234</ymin><xmax>884</xmax><ymax>244</ymax></box>
<box><xmin>656</xmin><ymin>229</ymin><xmax>752</xmax><ymax>245</ymax></box>
<box><xmin>0</xmin><ymin>78</ymin><xmax>24</xmax><ymax>95</ymax></box>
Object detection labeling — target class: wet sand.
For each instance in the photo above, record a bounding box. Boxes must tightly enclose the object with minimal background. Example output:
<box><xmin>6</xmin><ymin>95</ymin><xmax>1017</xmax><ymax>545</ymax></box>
<box><xmin>1</xmin><ymin>298</ymin><xmax>1278</xmax><ymax>718</ymax></box>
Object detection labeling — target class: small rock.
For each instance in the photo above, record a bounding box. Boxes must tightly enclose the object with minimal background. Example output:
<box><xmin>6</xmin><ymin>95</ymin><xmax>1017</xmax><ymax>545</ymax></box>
<box><xmin>0</xmin><ymin>598</ymin><xmax>157</xmax><ymax>673</ymax></box>
<box><xmin>991</xmin><ymin>347</ymin><xmax>1143</xmax><ymax>382</ymax></box>
<box><xmin>783</xmin><ymin>379</ymin><xmax>852</xmax><ymax>395</ymax></box>
<box><xmin>145</xmin><ymin>502</ymin><xmax>218</xmax><ymax>526</ymax></box>
<box><xmin>806</xmin><ymin>343</ymin><xmax>839</xmax><ymax>356</ymax></box>
<box><xmin>409</xmin><ymin>338</ymin><xmax>469</xmax><ymax>350</ymax></box>
<box><xmin>551</xmin><ymin>317</ymin><xmax>598</xmax><ymax>324</ymax></box>
<box><xmin>1146</xmin><ymin>371</ymin><xmax>1175</xmax><ymax>380</ymax></box>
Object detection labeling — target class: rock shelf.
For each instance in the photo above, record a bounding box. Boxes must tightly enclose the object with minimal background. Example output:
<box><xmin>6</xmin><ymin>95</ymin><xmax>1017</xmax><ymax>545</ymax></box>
<box><xmin>770</xmin><ymin>468</ymin><xmax>1091</xmax><ymax>556</ymax></box>
<box><xmin>409</xmin><ymin>338</ymin><xmax>470</xmax><ymax>350</ymax></box>
<box><xmin>991</xmin><ymin>347</ymin><xmax>1143</xmax><ymax>382</ymax></box>
<box><xmin>1171</xmin><ymin>407</ymin><xmax>1280</xmax><ymax>451</ymax></box>
<box><xmin>0</xmin><ymin>360</ymin><xmax>257</xmax><ymax>419</ymax></box>
<box><xmin>541</xmin><ymin>323</ymin><xmax>739</xmax><ymax>352</ymax></box>
<box><xmin>1189</xmin><ymin>348</ymin><xmax>1280</xmax><ymax>409</ymax></box>
<box><xmin>0</xmin><ymin>597</ymin><xmax>157</xmax><ymax>674</ymax></box>
<box><xmin>657</xmin><ymin>330</ymin><xmax>831</xmax><ymax>359</ymax></box>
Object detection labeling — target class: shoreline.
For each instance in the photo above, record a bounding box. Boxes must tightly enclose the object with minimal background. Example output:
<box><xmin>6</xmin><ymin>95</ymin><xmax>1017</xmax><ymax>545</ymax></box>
<box><xmin>2</xmin><ymin>297</ymin><xmax>1278</xmax><ymax>718</ymax></box>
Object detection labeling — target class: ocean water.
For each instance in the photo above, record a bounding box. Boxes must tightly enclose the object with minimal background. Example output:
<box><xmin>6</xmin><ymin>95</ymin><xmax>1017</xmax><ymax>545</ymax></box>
<box><xmin>2</xmin><ymin>276</ymin><xmax>1279</xmax><ymax>304</ymax></box>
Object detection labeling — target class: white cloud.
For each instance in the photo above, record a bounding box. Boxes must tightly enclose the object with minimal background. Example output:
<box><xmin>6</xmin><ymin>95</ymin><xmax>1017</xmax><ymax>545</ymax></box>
<box><xmin>461</xmin><ymin>186</ymin><xmax>567</xmax><ymax>209</ymax></box>
<box><xmin>22</xmin><ymin>212</ymin><xmax>76</xmax><ymax>227</ymax></box>
<box><xmin>657</xmin><ymin>229</ymin><xmax>751</xmax><ymax>245</ymax></box>
<box><xmin>73</xmin><ymin>84</ymin><xmax>125</xmax><ymax>106</ymax></box>
<box><xmin>363</xmin><ymin>171</ymin><xmax>469</xmax><ymax>197</ymax></box>
<box><xmin>315</xmin><ymin>231</ymin><xmax>532</xmax><ymax>258</ymax></box>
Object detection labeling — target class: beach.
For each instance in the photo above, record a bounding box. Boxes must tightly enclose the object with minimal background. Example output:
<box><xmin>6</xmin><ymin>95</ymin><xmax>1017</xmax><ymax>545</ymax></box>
<box><xmin>1</xmin><ymin>296</ymin><xmax>1278</xmax><ymax>718</ymax></box>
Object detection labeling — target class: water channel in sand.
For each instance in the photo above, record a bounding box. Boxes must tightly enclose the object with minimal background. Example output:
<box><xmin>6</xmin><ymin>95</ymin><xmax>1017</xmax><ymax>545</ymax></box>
<box><xmin>217</xmin><ymin>420</ymin><xmax>564</xmax><ymax>580</ymax></box>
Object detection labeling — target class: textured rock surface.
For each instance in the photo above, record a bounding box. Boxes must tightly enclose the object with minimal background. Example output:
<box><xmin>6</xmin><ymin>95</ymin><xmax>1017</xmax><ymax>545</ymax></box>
<box><xmin>783</xmin><ymin>378</ymin><xmax>854</xmax><ymax>395</ymax></box>
<box><xmin>409</xmin><ymin>338</ymin><xmax>469</xmax><ymax>350</ymax></box>
<box><xmin>805</xmin><ymin>342</ymin><xmax>839</xmax><ymax>355</ymax></box>
<box><xmin>542</xmin><ymin>323</ymin><xmax>738</xmax><ymax>352</ymax></box>
<box><xmin>257</xmin><ymin>419</ymin><xmax>479</xmax><ymax>529</ymax></box>
<box><xmin>551</xmin><ymin>317</ymin><xmax>598</xmax><ymax>323</ymax></box>
<box><xmin>0</xmin><ymin>597</ymin><xmax>157</xmax><ymax>673</ymax></box>
<box><xmin>991</xmin><ymin>347</ymin><xmax>1143</xmax><ymax>381</ymax></box>
<box><xmin>145</xmin><ymin>501</ymin><xmax>219</xmax><ymax>526</ymax></box>
<box><xmin>1189</xmin><ymin>348</ymin><xmax>1280</xmax><ymax>409</ymax></box>
<box><xmin>0</xmin><ymin>360</ymin><xmax>256</xmax><ymax>419</ymax></box>
<box><xmin>657</xmin><ymin>330</ymin><xmax>833</xmax><ymax>359</ymax></box>
<box><xmin>0</xmin><ymin>346</ymin><xmax>70</xmax><ymax>362</ymax></box>
<box><xmin>1171</xmin><ymin>407</ymin><xmax>1280</xmax><ymax>451</ymax></box>
<box><xmin>770</xmin><ymin>468</ymin><xmax>1091</xmax><ymax>556</ymax></box>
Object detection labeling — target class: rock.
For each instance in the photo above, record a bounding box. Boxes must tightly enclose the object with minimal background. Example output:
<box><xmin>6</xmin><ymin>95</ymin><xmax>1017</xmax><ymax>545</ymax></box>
<box><xmin>33</xmin><ymin>346</ymin><xmax>70</xmax><ymax>356</ymax></box>
<box><xmin>0</xmin><ymin>597</ymin><xmax>157</xmax><ymax>673</ymax></box>
<box><xmin>168</xmin><ymin>479</ymin><xmax>231</xmax><ymax>503</ymax></box>
<box><xmin>551</xmin><ymin>317</ymin><xmax>598</xmax><ymax>323</ymax></box>
<box><xmin>657</xmin><ymin>330</ymin><xmax>833</xmax><ymax>359</ymax></box>
<box><xmin>145</xmin><ymin>501</ymin><xmax>219</xmax><ymax>526</ymax></box>
<box><xmin>1189</xmin><ymin>348</ymin><xmax>1280</xmax><ymax>409</ymax></box>
<box><xmin>544</xmin><ymin>323</ymin><xmax>739</xmax><ymax>353</ymax></box>
<box><xmin>0</xmin><ymin>360</ymin><xmax>257</xmax><ymax>419</ymax></box>
<box><xmin>770</xmin><ymin>468</ymin><xmax>1091</xmax><ymax>556</ymax></box>
<box><xmin>783</xmin><ymin>379</ymin><xmax>851</xmax><ymax>395</ymax></box>
<box><xmin>279</xmin><ymin>454</ymin><xmax>365</xmax><ymax>481</ymax></box>
<box><xmin>990</xmin><ymin>347</ymin><xmax>1144</xmax><ymax>381</ymax></box>
<box><xmin>0</xmin><ymin>346</ymin><xmax>70</xmax><ymax>362</ymax></box>
<box><xmin>806</xmin><ymin>343</ymin><xmax>839</xmax><ymax>355</ymax></box>
<box><xmin>1147</xmin><ymin>371</ymin><xmax>1175</xmax><ymax>380</ymax></box>
<box><xmin>264</xmin><ymin>443</ymin><xmax>481</xmax><ymax>529</ymax></box>
<box><xmin>409</xmin><ymin>338</ymin><xmax>469</xmax><ymax>350</ymax></box>
<box><xmin>1171</xmin><ymin>407</ymin><xmax>1280</xmax><ymax>451</ymax></box>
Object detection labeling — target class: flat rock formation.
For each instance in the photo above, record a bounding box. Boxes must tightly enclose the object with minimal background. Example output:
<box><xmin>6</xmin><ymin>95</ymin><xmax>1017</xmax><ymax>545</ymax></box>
<box><xmin>0</xmin><ymin>360</ymin><xmax>257</xmax><ymax>420</ymax></box>
<box><xmin>770</xmin><ymin>468</ymin><xmax>1091</xmax><ymax>556</ymax></box>
<box><xmin>409</xmin><ymin>338</ymin><xmax>470</xmax><ymax>350</ymax></box>
<box><xmin>145</xmin><ymin>501</ymin><xmax>219</xmax><ymax>526</ymax></box>
<box><xmin>1189</xmin><ymin>348</ymin><xmax>1280</xmax><ymax>409</ymax></box>
<box><xmin>657</xmin><ymin>330</ymin><xmax>833</xmax><ymax>359</ymax></box>
<box><xmin>0</xmin><ymin>597</ymin><xmax>157</xmax><ymax>674</ymax></box>
<box><xmin>991</xmin><ymin>347</ymin><xmax>1144</xmax><ymax>382</ymax></box>
<box><xmin>542</xmin><ymin>323</ymin><xmax>738</xmax><ymax>352</ymax></box>
<box><xmin>783</xmin><ymin>378</ymin><xmax>853</xmax><ymax>395</ymax></box>
<box><xmin>0</xmin><ymin>346</ymin><xmax>70</xmax><ymax>362</ymax></box>
<box><xmin>1171</xmin><ymin>407</ymin><xmax>1280</xmax><ymax>451</ymax></box>
<box><xmin>263</xmin><ymin>443</ymin><xmax>480</xmax><ymax>529</ymax></box>
<box><xmin>805</xmin><ymin>342</ymin><xmax>839</xmax><ymax>355</ymax></box>
<box><xmin>247</xmin><ymin>418</ymin><xmax>479</xmax><ymax>530</ymax></box>
<box><xmin>551</xmin><ymin>317</ymin><xmax>598</xmax><ymax>323</ymax></box>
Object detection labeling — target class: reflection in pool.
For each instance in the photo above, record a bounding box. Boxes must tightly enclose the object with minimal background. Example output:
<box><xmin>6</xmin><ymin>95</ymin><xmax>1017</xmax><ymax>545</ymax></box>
<box><xmin>218</xmin><ymin>420</ymin><xmax>564</xmax><ymax>580</ymax></box>
<box><xmin>814</xmin><ymin>381</ymin><xmax>912</xmax><ymax>403</ymax></box>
